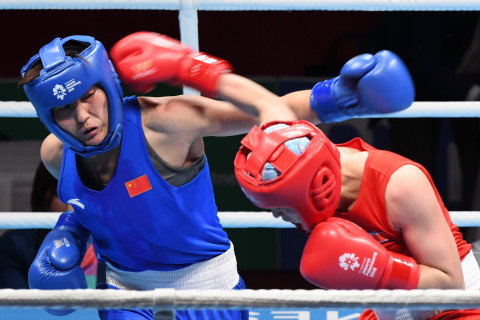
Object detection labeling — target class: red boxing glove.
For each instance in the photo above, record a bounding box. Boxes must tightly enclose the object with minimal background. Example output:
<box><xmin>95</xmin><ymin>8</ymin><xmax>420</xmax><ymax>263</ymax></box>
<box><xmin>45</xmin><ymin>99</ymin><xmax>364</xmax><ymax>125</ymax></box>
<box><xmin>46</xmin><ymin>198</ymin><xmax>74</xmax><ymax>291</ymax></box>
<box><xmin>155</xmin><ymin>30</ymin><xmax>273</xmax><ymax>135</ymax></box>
<box><xmin>110</xmin><ymin>31</ymin><xmax>232</xmax><ymax>97</ymax></box>
<box><xmin>300</xmin><ymin>217</ymin><xmax>420</xmax><ymax>290</ymax></box>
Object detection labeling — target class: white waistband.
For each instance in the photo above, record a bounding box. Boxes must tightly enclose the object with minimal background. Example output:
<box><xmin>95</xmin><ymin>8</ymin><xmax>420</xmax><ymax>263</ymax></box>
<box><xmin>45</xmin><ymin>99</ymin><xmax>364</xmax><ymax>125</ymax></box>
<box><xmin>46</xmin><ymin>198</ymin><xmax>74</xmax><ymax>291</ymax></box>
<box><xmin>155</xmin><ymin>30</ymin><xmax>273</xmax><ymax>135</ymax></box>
<box><xmin>106</xmin><ymin>243</ymin><xmax>239</xmax><ymax>290</ymax></box>
<box><xmin>462</xmin><ymin>250</ymin><xmax>480</xmax><ymax>290</ymax></box>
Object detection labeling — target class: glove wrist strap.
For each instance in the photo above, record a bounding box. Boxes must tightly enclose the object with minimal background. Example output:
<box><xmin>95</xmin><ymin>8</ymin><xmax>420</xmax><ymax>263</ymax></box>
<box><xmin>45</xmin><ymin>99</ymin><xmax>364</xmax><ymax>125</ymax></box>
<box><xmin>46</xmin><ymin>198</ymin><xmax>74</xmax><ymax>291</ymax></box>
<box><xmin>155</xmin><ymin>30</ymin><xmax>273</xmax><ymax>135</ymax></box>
<box><xmin>55</xmin><ymin>210</ymin><xmax>91</xmax><ymax>249</ymax></box>
<box><xmin>180</xmin><ymin>52</ymin><xmax>232</xmax><ymax>97</ymax></box>
<box><xmin>310</xmin><ymin>78</ymin><xmax>349</xmax><ymax>123</ymax></box>
<box><xmin>380</xmin><ymin>252</ymin><xmax>420</xmax><ymax>289</ymax></box>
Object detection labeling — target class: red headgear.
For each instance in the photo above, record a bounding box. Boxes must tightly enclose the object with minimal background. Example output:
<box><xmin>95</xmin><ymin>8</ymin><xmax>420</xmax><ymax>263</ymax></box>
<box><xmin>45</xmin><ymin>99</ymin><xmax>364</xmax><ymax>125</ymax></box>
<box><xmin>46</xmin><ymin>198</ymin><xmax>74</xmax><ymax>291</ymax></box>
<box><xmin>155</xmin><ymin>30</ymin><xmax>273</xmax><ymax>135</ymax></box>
<box><xmin>234</xmin><ymin>120</ymin><xmax>342</xmax><ymax>230</ymax></box>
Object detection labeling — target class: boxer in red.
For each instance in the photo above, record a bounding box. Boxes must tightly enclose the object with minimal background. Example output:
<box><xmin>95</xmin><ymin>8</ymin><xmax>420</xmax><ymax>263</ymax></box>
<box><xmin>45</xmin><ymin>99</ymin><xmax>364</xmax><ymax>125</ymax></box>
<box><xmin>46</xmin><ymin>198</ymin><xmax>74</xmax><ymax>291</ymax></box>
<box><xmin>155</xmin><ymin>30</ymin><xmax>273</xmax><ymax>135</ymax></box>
<box><xmin>234</xmin><ymin>95</ymin><xmax>480</xmax><ymax>319</ymax></box>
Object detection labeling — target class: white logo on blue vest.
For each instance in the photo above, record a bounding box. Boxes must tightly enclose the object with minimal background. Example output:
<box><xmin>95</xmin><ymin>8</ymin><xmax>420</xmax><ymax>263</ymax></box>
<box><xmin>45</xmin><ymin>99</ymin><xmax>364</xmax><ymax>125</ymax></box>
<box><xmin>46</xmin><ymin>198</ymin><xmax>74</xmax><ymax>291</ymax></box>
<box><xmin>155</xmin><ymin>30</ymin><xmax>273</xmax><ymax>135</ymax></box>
<box><xmin>67</xmin><ymin>198</ymin><xmax>85</xmax><ymax>210</ymax></box>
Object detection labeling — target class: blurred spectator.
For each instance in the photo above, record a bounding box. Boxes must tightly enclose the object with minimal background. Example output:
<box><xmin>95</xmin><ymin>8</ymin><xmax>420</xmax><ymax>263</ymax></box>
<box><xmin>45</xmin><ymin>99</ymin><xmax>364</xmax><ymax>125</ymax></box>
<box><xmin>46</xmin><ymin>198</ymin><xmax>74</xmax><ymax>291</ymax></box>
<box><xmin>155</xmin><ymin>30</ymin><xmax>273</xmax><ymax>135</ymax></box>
<box><xmin>0</xmin><ymin>162</ymin><xmax>97</xmax><ymax>288</ymax></box>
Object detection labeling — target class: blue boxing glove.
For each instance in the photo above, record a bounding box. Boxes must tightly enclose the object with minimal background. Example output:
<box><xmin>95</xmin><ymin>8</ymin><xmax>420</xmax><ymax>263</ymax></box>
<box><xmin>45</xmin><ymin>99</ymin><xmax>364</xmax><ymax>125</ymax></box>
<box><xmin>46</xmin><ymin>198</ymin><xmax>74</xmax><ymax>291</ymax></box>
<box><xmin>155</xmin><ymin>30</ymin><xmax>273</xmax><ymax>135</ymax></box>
<box><xmin>28</xmin><ymin>210</ymin><xmax>90</xmax><ymax>316</ymax></box>
<box><xmin>310</xmin><ymin>50</ymin><xmax>415</xmax><ymax>123</ymax></box>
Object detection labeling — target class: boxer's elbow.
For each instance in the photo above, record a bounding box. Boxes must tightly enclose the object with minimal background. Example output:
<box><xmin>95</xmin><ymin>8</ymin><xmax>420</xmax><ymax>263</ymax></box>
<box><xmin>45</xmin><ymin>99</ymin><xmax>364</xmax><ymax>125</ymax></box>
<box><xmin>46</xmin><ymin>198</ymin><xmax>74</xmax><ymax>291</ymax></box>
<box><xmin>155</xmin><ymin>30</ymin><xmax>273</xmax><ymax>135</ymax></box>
<box><xmin>417</xmin><ymin>265</ymin><xmax>465</xmax><ymax>290</ymax></box>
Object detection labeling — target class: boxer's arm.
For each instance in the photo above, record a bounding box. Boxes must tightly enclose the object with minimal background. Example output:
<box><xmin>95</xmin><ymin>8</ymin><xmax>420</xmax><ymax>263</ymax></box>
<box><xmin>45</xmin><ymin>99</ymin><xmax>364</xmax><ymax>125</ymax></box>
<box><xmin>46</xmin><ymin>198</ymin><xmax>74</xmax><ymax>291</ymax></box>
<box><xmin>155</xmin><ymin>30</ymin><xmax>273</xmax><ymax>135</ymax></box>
<box><xmin>216</xmin><ymin>51</ymin><xmax>415</xmax><ymax>125</ymax></box>
<box><xmin>280</xmin><ymin>90</ymin><xmax>321</xmax><ymax>124</ymax></box>
<box><xmin>140</xmin><ymin>94</ymin><xmax>257</xmax><ymax>141</ymax></box>
<box><xmin>40</xmin><ymin>133</ymin><xmax>64</xmax><ymax>179</ymax></box>
<box><xmin>111</xmin><ymin>32</ymin><xmax>297</xmax><ymax>128</ymax></box>
<box><xmin>386</xmin><ymin>165</ymin><xmax>465</xmax><ymax>289</ymax></box>
<box><xmin>215</xmin><ymin>73</ymin><xmax>296</xmax><ymax>125</ymax></box>
<box><xmin>164</xmin><ymin>73</ymin><xmax>297</xmax><ymax>136</ymax></box>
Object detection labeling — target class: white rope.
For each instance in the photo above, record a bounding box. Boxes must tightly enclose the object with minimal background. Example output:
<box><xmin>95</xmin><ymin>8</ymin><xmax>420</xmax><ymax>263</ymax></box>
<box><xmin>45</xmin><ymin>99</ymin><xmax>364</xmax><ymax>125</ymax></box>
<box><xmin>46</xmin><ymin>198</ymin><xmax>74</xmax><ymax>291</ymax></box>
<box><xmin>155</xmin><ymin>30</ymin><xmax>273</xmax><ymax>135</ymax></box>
<box><xmin>3</xmin><ymin>101</ymin><xmax>480</xmax><ymax>118</ymax></box>
<box><xmin>1</xmin><ymin>0</ymin><xmax>480</xmax><ymax>10</ymax></box>
<box><xmin>1</xmin><ymin>211</ymin><xmax>479</xmax><ymax>229</ymax></box>
<box><xmin>0</xmin><ymin>288</ymin><xmax>479</xmax><ymax>310</ymax></box>
<box><xmin>0</xmin><ymin>212</ymin><xmax>61</xmax><ymax>229</ymax></box>
<box><xmin>363</xmin><ymin>102</ymin><xmax>480</xmax><ymax>118</ymax></box>
<box><xmin>0</xmin><ymin>102</ymin><xmax>37</xmax><ymax>118</ymax></box>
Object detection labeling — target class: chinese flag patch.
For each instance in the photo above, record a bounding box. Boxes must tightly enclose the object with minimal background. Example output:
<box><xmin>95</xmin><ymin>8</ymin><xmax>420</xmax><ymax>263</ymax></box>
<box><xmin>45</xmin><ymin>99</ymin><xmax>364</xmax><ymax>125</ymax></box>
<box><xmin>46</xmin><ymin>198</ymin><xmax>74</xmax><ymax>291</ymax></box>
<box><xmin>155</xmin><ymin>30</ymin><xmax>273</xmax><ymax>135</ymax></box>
<box><xmin>125</xmin><ymin>174</ymin><xmax>152</xmax><ymax>197</ymax></box>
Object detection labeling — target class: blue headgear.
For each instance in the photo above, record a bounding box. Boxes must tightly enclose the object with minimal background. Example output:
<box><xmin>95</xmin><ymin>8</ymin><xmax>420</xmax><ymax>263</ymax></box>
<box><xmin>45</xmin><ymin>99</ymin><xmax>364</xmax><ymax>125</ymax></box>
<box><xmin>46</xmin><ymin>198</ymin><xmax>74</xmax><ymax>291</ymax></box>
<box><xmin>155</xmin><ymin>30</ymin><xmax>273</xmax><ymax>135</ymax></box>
<box><xmin>21</xmin><ymin>35</ymin><xmax>124</xmax><ymax>157</ymax></box>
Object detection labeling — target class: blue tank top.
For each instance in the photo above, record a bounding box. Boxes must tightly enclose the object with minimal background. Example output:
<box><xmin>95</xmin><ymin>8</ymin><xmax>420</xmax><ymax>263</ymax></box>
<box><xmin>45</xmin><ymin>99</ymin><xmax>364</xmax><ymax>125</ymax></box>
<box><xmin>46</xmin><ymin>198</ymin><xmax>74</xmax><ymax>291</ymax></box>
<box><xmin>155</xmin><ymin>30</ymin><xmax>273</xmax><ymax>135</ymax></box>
<box><xmin>57</xmin><ymin>96</ymin><xmax>230</xmax><ymax>271</ymax></box>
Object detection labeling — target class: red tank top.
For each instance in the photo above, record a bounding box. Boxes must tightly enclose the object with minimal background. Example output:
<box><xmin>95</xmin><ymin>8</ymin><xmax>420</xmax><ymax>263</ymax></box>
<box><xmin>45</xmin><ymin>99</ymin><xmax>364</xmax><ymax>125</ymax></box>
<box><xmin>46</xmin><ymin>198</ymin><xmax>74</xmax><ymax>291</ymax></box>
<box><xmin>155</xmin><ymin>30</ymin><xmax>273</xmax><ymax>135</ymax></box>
<box><xmin>334</xmin><ymin>138</ymin><xmax>471</xmax><ymax>260</ymax></box>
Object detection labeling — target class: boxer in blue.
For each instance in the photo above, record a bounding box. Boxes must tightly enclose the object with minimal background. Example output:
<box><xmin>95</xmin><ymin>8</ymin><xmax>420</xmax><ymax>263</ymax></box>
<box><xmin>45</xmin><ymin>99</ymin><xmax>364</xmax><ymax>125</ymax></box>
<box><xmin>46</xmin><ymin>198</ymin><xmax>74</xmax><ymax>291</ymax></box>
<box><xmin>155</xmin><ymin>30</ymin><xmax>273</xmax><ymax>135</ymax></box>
<box><xmin>19</xmin><ymin>31</ymin><xmax>414</xmax><ymax>319</ymax></box>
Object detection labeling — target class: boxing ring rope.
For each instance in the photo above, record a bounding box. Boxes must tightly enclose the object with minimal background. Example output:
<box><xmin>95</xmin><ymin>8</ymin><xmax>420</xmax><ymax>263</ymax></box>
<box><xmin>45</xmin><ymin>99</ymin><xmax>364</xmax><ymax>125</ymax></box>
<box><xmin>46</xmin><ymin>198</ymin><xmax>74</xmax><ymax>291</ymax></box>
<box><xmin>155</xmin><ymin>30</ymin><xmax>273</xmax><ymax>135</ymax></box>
<box><xmin>1</xmin><ymin>0</ymin><xmax>480</xmax><ymax>10</ymax></box>
<box><xmin>1</xmin><ymin>288</ymin><xmax>480</xmax><ymax>311</ymax></box>
<box><xmin>3</xmin><ymin>101</ymin><xmax>480</xmax><ymax>118</ymax></box>
<box><xmin>1</xmin><ymin>211</ymin><xmax>480</xmax><ymax>229</ymax></box>
<box><xmin>3</xmin><ymin>1</ymin><xmax>480</xmax><ymax>319</ymax></box>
